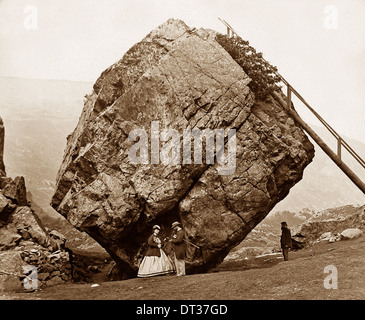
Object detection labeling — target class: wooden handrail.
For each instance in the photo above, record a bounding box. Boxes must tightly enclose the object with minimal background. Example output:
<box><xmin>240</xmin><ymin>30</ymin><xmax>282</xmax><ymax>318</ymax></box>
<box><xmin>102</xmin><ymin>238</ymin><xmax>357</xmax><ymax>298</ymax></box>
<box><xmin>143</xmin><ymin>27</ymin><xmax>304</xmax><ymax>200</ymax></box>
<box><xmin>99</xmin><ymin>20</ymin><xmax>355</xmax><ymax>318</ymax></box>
<box><xmin>219</xmin><ymin>18</ymin><xmax>365</xmax><ymax>193</ymax></box>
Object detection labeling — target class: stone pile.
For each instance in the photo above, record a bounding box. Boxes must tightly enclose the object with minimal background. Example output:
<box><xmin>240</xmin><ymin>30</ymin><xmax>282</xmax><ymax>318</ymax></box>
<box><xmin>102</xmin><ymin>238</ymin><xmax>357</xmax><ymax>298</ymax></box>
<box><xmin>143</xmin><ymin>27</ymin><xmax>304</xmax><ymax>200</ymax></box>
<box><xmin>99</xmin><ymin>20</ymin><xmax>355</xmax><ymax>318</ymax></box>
<box><xmin>316</xmin><ymin>228</ymin><xmax>363</xmax><ymax>244</ymax></box>
<box><xmin>0</xmin><ymin>202</ymin><xmax>74</xmax><ymax>291</ymax></box>
<box><xmin>18</xmin><ymin>233</ymin><xmax>73</xmax><ymax>287</ymax></box>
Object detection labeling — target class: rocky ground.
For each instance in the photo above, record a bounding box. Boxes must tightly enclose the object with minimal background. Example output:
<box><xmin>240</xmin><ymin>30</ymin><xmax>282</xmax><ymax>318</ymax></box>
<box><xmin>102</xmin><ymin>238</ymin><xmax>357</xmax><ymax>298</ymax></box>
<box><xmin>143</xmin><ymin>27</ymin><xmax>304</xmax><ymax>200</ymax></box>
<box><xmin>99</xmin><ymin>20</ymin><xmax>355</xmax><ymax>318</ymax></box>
<box><xmin>2</xmin><ymin>184</ymin><xmax>363</xmax><ymax>296</ymax></box>
<box><xmin>1</xmin><ymin>232</ymin><xmax>364</xmax><ymax>300</ymax></box>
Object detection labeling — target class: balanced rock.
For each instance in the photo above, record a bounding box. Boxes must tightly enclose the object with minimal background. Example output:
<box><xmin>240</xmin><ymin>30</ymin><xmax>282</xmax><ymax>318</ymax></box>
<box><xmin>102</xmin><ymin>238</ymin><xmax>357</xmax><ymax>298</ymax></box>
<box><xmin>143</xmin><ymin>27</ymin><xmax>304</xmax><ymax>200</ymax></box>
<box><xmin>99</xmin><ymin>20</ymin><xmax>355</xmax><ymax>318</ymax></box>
<box><xmin>51</xmin><ymin>19</ymin><xmax>314</xmax><ymax>278</ymax></box>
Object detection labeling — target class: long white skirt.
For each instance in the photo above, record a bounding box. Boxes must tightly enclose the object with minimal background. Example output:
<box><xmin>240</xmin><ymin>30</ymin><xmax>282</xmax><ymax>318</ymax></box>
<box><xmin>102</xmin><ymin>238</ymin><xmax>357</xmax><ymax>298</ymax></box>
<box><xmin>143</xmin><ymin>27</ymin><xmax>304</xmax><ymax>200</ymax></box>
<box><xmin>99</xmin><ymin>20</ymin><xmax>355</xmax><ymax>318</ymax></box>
<box><xmin>137</xmin><ymin>249</ymin><xmax>175</xmax><ymax>278</ymax></box>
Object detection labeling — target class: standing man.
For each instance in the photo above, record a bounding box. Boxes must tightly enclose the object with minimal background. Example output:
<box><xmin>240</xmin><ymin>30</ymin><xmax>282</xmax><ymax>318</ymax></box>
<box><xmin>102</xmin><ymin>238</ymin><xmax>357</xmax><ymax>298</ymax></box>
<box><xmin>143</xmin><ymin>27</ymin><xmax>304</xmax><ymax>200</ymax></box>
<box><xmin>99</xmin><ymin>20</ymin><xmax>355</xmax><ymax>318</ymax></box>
<box><xmin>280</xmin><ymin>221</ymin><xmax>292</xmax><ymax>261</ymax></box>
<box><xmin>170</xmin><ymin>221</ymin><xmax>186</xmax><ymax>276</ymax></box>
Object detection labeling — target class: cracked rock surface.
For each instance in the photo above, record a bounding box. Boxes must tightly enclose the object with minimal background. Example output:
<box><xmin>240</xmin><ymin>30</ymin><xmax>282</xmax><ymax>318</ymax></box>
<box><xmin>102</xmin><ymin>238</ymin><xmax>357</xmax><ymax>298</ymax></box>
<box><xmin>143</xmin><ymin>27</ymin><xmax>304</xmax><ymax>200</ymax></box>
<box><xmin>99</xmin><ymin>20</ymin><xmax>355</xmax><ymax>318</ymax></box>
<box><xmin>51</xmin><ymin>19</ymin><xmax>314</xmax><ymax>278</ymax></box>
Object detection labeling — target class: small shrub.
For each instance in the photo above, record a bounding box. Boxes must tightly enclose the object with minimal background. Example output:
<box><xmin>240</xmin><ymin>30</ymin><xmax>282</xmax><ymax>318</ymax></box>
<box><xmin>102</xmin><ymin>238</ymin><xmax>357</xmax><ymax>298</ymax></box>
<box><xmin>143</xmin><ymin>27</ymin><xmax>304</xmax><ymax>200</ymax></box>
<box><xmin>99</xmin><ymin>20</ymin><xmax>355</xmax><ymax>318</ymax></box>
<box><xmin>215</xmin><ymin>33</ymin><xmax>281</xmax><ymax>100</ymax></box>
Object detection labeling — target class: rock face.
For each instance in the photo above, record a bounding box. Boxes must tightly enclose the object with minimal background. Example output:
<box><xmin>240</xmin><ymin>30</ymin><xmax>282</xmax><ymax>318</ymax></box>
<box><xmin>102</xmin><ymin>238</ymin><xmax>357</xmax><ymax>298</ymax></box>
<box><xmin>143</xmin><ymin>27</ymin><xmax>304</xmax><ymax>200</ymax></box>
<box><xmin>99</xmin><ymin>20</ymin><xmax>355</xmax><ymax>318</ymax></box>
<box><xmin>51</xmin><ymin>19</ymin><xmax>314</xmax><ymax>278</ymax></box>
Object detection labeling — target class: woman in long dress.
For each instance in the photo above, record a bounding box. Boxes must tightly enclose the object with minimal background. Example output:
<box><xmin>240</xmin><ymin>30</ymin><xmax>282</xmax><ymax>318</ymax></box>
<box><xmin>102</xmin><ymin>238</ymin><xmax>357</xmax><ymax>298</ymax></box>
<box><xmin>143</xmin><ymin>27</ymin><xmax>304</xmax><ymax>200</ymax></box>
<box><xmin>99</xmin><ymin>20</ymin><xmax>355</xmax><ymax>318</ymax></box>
<box><xmin>137</xmin><ymin>225</ymin><xmax>175</xmax><ymax>278</ymax></box>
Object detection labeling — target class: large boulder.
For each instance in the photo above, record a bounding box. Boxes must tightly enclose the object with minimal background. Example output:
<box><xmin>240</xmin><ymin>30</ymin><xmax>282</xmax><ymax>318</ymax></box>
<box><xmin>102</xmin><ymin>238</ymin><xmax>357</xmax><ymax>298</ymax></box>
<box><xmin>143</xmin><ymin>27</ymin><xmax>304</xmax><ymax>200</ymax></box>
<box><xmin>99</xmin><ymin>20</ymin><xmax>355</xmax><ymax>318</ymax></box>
<box><xmin>51</xmin><ymin>19</ymin><xmax>314</xmax><ymax>278</ymax></box>
<box><xmin>340</xmin><ymin>228</ymin><xmax>363</xmax><ymax>240</ymax></box>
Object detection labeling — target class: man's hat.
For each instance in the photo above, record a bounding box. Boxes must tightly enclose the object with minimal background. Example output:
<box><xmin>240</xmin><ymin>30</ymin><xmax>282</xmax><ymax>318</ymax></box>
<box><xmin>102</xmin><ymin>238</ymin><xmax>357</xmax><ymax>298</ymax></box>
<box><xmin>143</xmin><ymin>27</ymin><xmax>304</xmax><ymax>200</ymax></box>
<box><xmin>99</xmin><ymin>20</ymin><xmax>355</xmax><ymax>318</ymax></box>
<box><xmin>153</xmin><ymin>225</ymin><xmax>161</xmax><ymax>230</ymax></box>
<box><xmin>171</xmin><ymin>221</ymin><xmax>181</xmax><ymax>228</ymax></box>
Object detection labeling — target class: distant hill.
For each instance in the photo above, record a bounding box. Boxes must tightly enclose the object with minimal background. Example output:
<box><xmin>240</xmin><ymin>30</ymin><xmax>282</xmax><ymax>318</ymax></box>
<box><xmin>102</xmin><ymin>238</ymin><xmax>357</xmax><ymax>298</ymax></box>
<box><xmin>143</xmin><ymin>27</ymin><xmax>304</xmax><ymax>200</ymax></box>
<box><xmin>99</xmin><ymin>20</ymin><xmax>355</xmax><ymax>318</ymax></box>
<box><xmin>0</xmin><ymin>77</ymin><xmax>105</xmax><ymax>253</ymax></box>
<box><xmin>0</xmin><ymin>76</ymin><xmax>92</xmax><ymax>219</ymax></box>
<box><xmin>0</xmin><ymin>76</ymin><xmax>364</xmax><ymax>223</ymax></box>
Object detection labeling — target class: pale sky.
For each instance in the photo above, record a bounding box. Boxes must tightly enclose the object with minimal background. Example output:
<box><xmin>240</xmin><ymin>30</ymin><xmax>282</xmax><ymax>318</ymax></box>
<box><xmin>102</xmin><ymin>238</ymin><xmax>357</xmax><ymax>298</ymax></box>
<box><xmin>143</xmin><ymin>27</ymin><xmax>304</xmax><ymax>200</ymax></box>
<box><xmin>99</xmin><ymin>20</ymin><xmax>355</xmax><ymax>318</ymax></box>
<box><xmin>0</xmin><ymin>0</ymin><xmax>364</xmax><ymax>142</ymax></box>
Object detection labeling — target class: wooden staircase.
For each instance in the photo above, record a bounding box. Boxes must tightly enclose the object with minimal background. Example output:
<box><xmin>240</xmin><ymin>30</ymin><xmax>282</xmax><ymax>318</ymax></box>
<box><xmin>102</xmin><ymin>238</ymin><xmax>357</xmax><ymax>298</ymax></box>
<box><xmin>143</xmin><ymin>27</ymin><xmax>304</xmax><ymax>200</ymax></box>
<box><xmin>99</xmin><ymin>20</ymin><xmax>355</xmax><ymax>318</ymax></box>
<box><xmin>219</xmin><ymin>18</ymin><xmax>365</xmax><ymax>194</ymax></box>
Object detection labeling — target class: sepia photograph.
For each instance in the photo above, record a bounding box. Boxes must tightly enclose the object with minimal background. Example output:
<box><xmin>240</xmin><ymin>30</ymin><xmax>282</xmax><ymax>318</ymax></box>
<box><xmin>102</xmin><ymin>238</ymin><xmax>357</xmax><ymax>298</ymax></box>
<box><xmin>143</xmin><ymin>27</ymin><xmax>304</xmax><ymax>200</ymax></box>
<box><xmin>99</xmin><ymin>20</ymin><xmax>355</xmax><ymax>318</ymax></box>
<box><xmin>0</xmin><ymin>0</ymin><xmax>364</xmax><ymax>310</ymax></box>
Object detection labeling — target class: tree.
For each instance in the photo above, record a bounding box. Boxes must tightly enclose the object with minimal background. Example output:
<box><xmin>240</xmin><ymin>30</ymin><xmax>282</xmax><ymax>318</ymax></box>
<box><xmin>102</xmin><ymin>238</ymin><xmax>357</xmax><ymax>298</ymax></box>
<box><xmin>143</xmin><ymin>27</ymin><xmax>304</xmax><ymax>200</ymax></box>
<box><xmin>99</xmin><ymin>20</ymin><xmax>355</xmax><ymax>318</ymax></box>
<box><xmin>215</xmin><ymin>33</ymin><xmax>281</xmax><ymax>100</ymax></box>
